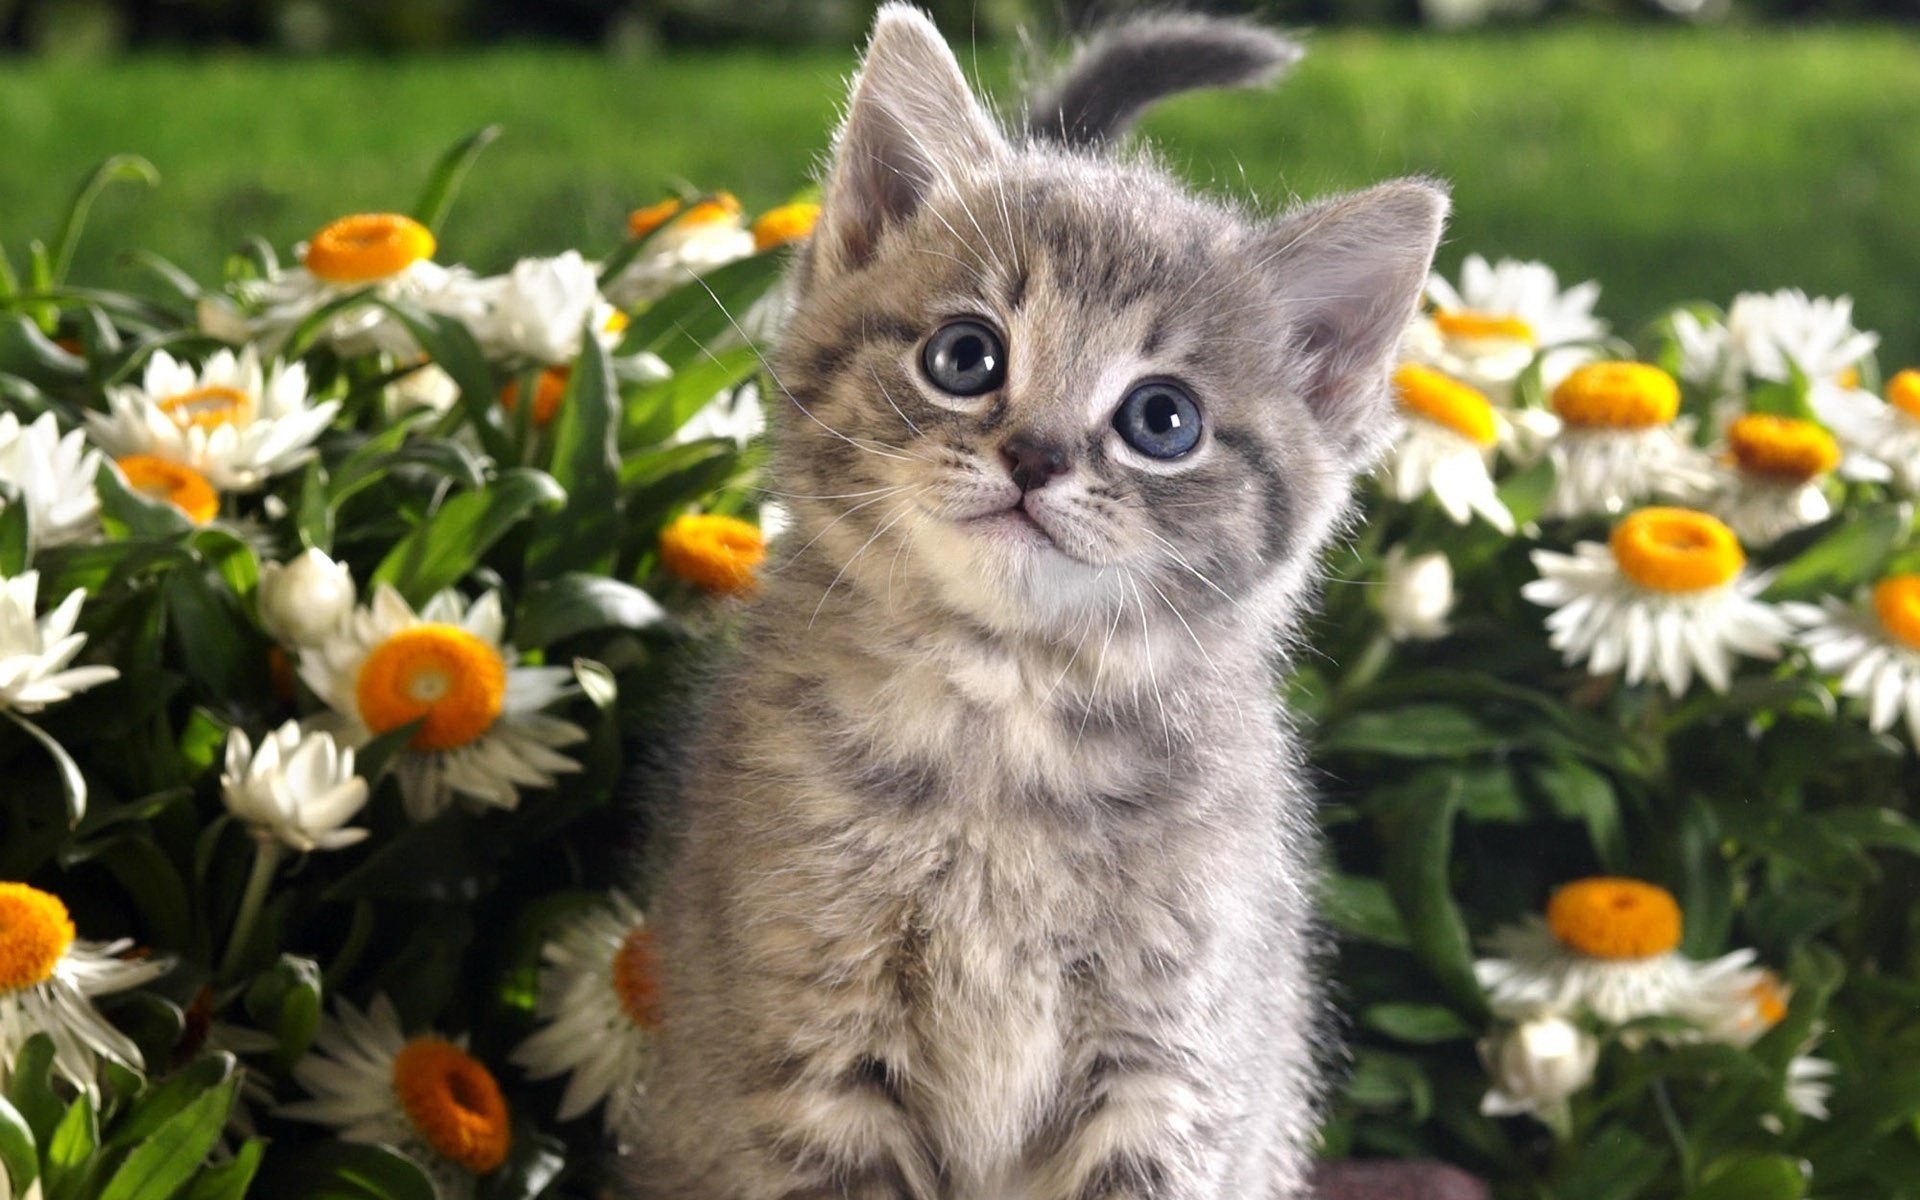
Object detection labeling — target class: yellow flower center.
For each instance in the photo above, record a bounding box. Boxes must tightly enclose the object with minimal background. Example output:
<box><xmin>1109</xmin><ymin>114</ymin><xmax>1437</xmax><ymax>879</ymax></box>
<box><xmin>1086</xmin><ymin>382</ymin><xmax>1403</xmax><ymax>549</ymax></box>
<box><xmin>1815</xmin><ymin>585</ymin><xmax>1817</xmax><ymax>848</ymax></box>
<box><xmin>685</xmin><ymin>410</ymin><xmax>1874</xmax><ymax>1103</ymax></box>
<box><xmin>1546</xmin><ymin>876</ymin><xmax>1683</xmax><ymax>960</ymax></box>
<box><xmin>0</xmin><ymin>882</ymin><xmax>75</xmax><ymax>995</ymax></box>
<box><xmin>1836</xmin><ymin>366</ymin><xmax>1861</xmax><ymax>391</ymax></box>
<box><xmin>117</xmin><ymin>455</ymin><xmax>219</xmax><ymax>523</ymax></box>
<box><xmin>304</xmin><ymin>213</ymin><xmax>436</xmax><ymax>284</ymax></box>
<box><xmin>500</xmin><ymin>367</ymin><xmax>569</xmax><ymax>427</ymax></box>
<box><xmin>612</xmin><ymin>924</ymin><xmax>663</xmax><ymax>1030</ymax></box>
<box><xmin>1608</xmin><ymin>507</ymin><xmax>1745</xmax><ymax>593</ymax></box>
<box><xmin>1872</xmin><ymin>576</ymin><xmax>1920</xmax><ymax>652</ymax></box>
<box><xmin>389</xmin><ymin>1037</ymin><xmax>510</xmax><ymax>1174</ymax></box>
<box><xmin>1886</xmin><ymin>369</ymin><xmax>1920</xmax><ymax>422</ymax></box>
<box><xmin>1392</xmin><ymin>363</ymin><xmax>1499</xmax><ymax>446</ymax></box>
<box><xmin>627</xmin><ymin>193</ymin><xmax>741</xmax><ymax>240</ymax></box>
<box><xmin>1433</xmin><ymin>308</ymin><xmax>1535</xmax><ymax>344</ymax></box>
<box><xmin>659</xmin><ymin>513</ymin><xmax>766</xmax><ymax>595</ymax></box>
<box><xmin>1725</xmin><ymin>413</ymin><xmax>1840</xmax><ymax>483</ymax></box>
<box><xmin>1552</xmin><ymin>361</ymin><xmax>1680</xmax><ymax>430</ymax></box>
<box><xmin>158</xmin><ymin>385</ymin><xmax>252</xmax><ymax>433</ymax></box>
<box><xmin>355</xmin><ymin>625</ymin><xmax>506</xmax><ymax>751</ymax></box>
<box><xmin>752</xmin><ymin>202</ymin><xmax>822</xmax><ymax>252</ymax></box>
<box><xmin>1749</xmin><ymin>972</ymin><xmax>1789</xmax><ymax>1030</ymax></box>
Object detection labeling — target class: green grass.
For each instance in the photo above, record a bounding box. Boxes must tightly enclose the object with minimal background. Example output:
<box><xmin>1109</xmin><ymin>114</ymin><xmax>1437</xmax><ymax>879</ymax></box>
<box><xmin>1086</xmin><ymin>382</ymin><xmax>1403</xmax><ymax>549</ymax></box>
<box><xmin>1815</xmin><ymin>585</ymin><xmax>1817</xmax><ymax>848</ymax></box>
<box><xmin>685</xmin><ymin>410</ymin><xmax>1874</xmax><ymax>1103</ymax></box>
<box><xmin>5</xmin><ymin>26</ymin><xmax>1920</xmax><ymax>361</ymax></box>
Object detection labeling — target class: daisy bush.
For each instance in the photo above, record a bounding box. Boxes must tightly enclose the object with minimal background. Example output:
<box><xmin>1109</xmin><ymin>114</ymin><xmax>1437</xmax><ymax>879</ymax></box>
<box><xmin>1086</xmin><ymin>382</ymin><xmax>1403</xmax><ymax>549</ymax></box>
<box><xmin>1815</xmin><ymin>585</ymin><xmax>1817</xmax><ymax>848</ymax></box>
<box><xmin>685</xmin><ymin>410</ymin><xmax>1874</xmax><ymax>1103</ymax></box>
<box><xmin>4</xmin><ymin>140</ymin><xmax>1920</xmax><ymax>1200</ymax></box>
<box><xmin>0</xmin><ymin>139</ymin><xmax>792</xmax><ymax>1198</ymax></box>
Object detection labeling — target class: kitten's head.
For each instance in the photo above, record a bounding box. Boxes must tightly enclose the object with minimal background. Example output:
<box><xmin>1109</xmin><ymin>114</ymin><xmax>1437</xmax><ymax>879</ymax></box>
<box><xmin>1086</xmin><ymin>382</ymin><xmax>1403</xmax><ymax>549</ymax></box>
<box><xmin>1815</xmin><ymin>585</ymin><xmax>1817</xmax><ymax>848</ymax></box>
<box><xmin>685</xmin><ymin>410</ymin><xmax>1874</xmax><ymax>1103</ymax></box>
<box><xmin>767</xmin><ymin>5</ymin><xmax>1445</xmax><ymax>649</ymax></box>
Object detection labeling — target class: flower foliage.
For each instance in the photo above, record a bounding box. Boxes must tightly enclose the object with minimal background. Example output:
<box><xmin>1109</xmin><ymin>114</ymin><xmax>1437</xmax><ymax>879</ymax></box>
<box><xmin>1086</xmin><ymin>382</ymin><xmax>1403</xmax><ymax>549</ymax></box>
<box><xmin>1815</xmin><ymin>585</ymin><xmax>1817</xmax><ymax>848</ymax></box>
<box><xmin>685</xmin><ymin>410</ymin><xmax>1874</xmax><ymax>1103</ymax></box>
<box><xmin>2</xmin><ymin>137</ymin><xmax>1919</xmax><ymax>1200</ymax></box>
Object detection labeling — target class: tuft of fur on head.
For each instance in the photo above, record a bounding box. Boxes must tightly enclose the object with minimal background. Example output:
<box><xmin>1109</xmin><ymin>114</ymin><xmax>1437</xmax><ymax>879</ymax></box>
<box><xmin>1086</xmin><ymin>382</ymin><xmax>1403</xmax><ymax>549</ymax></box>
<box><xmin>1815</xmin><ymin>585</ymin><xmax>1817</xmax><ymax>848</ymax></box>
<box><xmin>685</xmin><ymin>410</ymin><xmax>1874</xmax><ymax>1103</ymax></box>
<box><xmin>1025</xmin><ymin>11</ymin><xmax>1304</xmax><ymax>149</ymax></box>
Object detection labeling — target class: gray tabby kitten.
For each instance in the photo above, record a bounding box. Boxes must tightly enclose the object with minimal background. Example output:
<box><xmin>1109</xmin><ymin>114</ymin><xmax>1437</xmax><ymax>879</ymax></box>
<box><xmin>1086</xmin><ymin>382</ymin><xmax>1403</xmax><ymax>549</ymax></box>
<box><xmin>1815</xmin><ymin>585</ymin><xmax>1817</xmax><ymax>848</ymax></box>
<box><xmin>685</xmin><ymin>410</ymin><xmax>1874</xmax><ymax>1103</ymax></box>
<box><xmin>631</xmin><ymin>8</ymin><xmax>1447</xmax><ymax>1198</ymax></box>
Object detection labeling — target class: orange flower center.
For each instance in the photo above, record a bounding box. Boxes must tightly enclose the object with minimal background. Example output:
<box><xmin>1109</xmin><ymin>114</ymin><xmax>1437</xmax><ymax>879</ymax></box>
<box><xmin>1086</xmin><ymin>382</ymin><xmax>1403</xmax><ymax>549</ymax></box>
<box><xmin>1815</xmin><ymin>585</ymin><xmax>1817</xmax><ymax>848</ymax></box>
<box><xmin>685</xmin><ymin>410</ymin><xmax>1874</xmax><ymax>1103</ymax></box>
<box><xmin>659</xmin><ymin>513</ymin><xmax>766</xmax><ymax>595</ymax></box>
<box><xmin>1886</xmin><ymin>369</ymin><xmax>1920</xmax><ymax>422</ymax></box>
<box><xmin>158</xmin><ymin>385</ymin><xmax>252</xmax><ymax>433</ymax></box>
<box><xmin>1725</xmin><ymin>413</ymin><xmax>1840</xmax><ymax>483</ymax></box>
<box><xmin>752</xmin><ymin>202</ymin><xmax>822</xmax><ymax>252</ymax></box>
<box><xmin>304</xmin><ymin>213</ymin><xmax>436</xmax><ymax>284</ymax></box>
<box><xmin>117</xmin><ymin>455</ymin><xmax>219</xmax><ymax>523</ymax></box>
<box><xmin>1872</xmin><ymin>576</ymin><xmax>1920</xmax><ymax>652</ymax></box>
<box><xmin>1433</xmin><ymin>308</ymin><xmax>1535</xmax><ymax>344</ymax></box>
<box><xmin>389</xmin><ymin>1037</ymin><xmax>510</xmax><ymax>1174</ymax></box>
<box><xmin>354</xmin><ymin>625</ymin><xmax>506</xmax><ymax>751</ymax></box>
<box><xmin>1552</xmin><ymin>361</ymin><xmax>1680</xmax><ymax>429</ymax></box>
<box><xmin>612</xmin><ymin>924</ymin><xmax>663</xmax><ymax>1030</ymax></box>
<box><xmin>0</xmin><ymin>882</ymin><xmax>75</xmax><ymax>995</ymax></box>
<box><xmin>1608</xmin><ymin>507</ymin><xmax>1745</xmax><ymax>593</ymax></box>
<box><xmin>500</xmin><ymin>367</ymin><xmax>570</xmax><ymax>427</ymax></box>
<box><xmin>627</xmin><ymin>193</ymin><xmax>742</xmax><ymax>241</ymax></box>
<box><xmin>1546</xmin><ymin>876</ymin><xmax>1683</xmax><ymax>960</ymax></box>
<box><xmin>1392</xmin><ymin>363</ymin><xmax>1499</xmax><ymax>446</ymax></box>
<box><xmin>1749</xmin><ymin>973</ymin><xmax>1790</xmax><ymax>1030</ymax></box>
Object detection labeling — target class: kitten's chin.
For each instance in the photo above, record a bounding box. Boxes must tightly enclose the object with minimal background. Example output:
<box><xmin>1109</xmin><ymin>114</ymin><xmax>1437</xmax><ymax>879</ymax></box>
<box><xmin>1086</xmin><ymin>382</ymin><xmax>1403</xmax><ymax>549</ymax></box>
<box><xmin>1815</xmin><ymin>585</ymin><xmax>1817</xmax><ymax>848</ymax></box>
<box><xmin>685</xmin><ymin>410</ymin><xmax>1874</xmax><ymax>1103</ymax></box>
<box><xmin>914</xmin><ymin>512</ymin><xmax>1114</xmax><ymax>635</ymax></box>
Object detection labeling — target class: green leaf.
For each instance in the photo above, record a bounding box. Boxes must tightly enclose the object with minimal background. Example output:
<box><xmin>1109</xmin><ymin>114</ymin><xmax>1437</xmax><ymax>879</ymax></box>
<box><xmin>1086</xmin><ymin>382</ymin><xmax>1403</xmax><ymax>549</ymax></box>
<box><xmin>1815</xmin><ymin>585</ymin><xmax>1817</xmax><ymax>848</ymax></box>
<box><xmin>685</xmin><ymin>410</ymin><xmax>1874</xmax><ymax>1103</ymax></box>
<box><xmin>0</xmin><ymin>1094</ymin><xmax>36</xmax><ymax>1194</ymax></box>
<box><xmin>43</xmin><ymin>1094</ymin><xmax>97</xmax><ymax>1200</ymax></box>
<box><xmin>1681</xmin><ymin>1155</ymin><xmax>1807</xmax><ymax>1200</ymax></box>
<box><xmin>370</xmin><ymin>468</ymin><xmax>565</xmax><ymax>607</ymax></box>
<box><xmin>619</xmin><ymin>348</ymin><xmax>759</xmax><ymax>447</ymax></box>
<box><xmin>1377</xmin><ymin>772</ymin><xmax>1487</xmax><ymax>1017</ymax></box>
<box><xmin>296</xmin><ymin>460</ymin><xmax>334</xmax><ymax>553</ymax></box>
<box><xmin>375</xmin><ymin>301</ymin><xmax>508</xmax><ymax>461</ymax></box>
<box><xmin>411</xmin><ymin>124</ymin><xmax>502</xmax><ymax>235</ymax></box>
<box><xmin>1495</xmin><ymin>452</ymin><xmax>1556</xmax><ymax>528</ymax></box>
<box><xmin>8</xmin><ymin>1036</ymin><xmax>63</xmax><ymax>1145</ymax></box>
<box><xmin>243</xmin><ymin>955</ymin><xmax>323</xmax><ymax>1066</ymax></box>
<box><xmin>0</xmin><ymin>483</ymin><xmax>30</xmax><ymax>577</ymax></box>
<box><xmin>94</xmin><ymin>461</ymin><xmax>192</xmax><ymax>540</ymax></box>
<box><xmin>1342</xmin><ymin>1048</ymin><xmax>1433</xmax><ymax>1121</ymax></box>
<box><xmin>1320</xmin><ymin>873</ymin><xmax>1409</xmax><ymax>948</ymax></box>
<box><xmin>103</xmin><ymin>1054</ymin><xmax>234</xmax><ymax>1150</ymax></box>
<box><xmin>1360</xmin><ymin>1003</ymin><xmax>1474</xmax><ymax>1044</ymax></box>
<box><xmin>527</xmin><ymin>336</ymin><xmax>621</xmax><ymax>577</ymax></box>
<box><xmin>257</xmin><ymin>1141</ymin><xmax>436</xmax><ymax>1200</ymax></box>
<box><xmin>1528</xmin><ymin>757</ymin><xmax>1627</xmax><ymax>871</ymax></box>
<box><xmin>1318</xmin><ymin>704</ymin><xmax>1513</xmax><ymax>759</ymax></box>
<box><xmin>181</xmin><ymin>1138</ymin><xmax>263</xmax><ymax>1200</ymax></box>
<box><xmin>0</xmin><ymin>314</ymin><xmax>87</xmax><ymax>381</ymax></box>
<box><xmin>1747</xmin><ymin>373</ymin><xmax>1819</xmax><ymax>424</ymax></box>
<box><xmin>97</xmin><ymin>1077</ymin><xmax>237</xmax><ymax>1200</ymax></box>
<box><xmin>515</xmin><ymin>574</ymin><xmax>665</xmax><ymax>647</ymax></box>
<box><xmin>327</xmin><ymin>809</ymin><xmax>496</xmax><ymax>903</ymax></box>
<box><xmin>1762</xmin><ymin>502</ymin><xmax>1908</xmax><ymax>600</ymax></box>
<box><xmin>6</xmin><ymin>713</ymin><xmax>87</xmax><ymax>825</ymax></box>
<box><xmin>1554</xmin><ymin>1125</ymin><xmax>1667</xmax><ymax>1200</ymax></box>
<box><xmin>163</xmin><ymin>564</ymin><xmax>265</xmax><ymax>708</ymax></box>
<box><xmin>480</xmin><ymin>1125</ymin><xmax>566</xmax><ymax>1200</ymax></box>
<box><xmin>48</xmin><ymin>154</ymin><xmax>160</xmax><ymax>284</ymax></box>
<box><xmin>353</xmin><ymin>718</ymin><xmax>426</xmax><ymax>784</ymax></box>
<box><xmin>615</xmin><ymin>251</ymin><xmax>785</xmax><ymax>366</ymax></box>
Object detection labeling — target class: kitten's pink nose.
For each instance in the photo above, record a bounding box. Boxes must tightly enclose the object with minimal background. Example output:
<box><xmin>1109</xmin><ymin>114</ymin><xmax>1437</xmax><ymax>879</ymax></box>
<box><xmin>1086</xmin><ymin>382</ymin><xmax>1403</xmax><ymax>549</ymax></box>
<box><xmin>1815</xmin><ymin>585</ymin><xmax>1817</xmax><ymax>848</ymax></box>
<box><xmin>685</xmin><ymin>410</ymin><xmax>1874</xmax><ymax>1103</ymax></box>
<box><xmin>1001</xmin><ymin>433</ymin><xmax>1070</xmax><ymax>492</ymax></box>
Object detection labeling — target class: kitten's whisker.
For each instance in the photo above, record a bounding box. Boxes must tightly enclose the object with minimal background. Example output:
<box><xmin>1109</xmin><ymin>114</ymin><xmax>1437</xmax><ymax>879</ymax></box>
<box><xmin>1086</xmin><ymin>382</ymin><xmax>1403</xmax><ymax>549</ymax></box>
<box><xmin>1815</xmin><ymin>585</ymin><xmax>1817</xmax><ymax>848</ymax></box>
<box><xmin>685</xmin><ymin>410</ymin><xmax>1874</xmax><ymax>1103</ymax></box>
<box><xmin>809</xmin><ymin>494</ymin><xmax>921</xmax><ymax>629</ymax></box>
<box><xmin>869</xmin><ymin>367</ymin><xmax>923</xmax><ymax>438</ymax></box>
<box><xmin>774</xmin><ymin>486</ymin><xmax>914</xmax><ymax>568</ymax></box>
<box><xmin>1124</xmin><ymin>572</ymin><xmax>1176</xmax><ymax>759</ymax></box>
<box><xmin>1039</xmin><ymin>596</ymin><xmax>1100</xmax><ymax>711</ymax></box>
<box><xmin>1141</xmin><ymin>528</ymin><xmax>1245</xmax><ymax>611</ymax></box>
<box><xmin>751</xmin><ymin>484</ymin><xmax>908</xmax><ymax>501</ymax></box>
<box><xmin>1075</xmin><ymin>596</ymin><xmax>1129</xmax><ymax>748</ymax></box>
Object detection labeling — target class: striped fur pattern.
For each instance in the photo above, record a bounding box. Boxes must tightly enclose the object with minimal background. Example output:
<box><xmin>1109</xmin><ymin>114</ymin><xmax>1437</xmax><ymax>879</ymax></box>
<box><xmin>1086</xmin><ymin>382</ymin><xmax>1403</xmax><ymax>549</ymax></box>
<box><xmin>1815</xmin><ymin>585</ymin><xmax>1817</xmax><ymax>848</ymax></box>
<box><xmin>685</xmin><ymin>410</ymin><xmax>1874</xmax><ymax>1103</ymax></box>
<box><xmin>626</xmin><ymin>8</ymin><xmax>1447</xmax><ymax>1198</ymax></box>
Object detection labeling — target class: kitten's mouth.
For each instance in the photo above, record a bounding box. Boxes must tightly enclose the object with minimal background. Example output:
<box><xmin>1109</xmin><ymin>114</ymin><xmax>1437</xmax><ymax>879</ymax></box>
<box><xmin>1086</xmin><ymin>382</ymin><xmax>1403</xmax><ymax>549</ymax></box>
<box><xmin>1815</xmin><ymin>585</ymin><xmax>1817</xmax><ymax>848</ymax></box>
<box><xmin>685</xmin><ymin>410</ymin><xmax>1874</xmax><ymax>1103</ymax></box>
<box><xmin>964</xmin><ymin>502</ymin><xmax>1057</xmax><ymax>548</ymax></box>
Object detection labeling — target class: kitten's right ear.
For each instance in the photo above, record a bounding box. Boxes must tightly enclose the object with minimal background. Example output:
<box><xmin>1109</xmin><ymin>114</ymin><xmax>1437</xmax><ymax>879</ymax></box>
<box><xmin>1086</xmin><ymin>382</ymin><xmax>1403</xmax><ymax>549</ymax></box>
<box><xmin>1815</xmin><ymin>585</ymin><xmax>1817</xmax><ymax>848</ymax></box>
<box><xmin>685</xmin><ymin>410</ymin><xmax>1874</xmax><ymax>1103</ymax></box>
<box><xmin>803</xmin><ymin>5</ymin><xmax>1009</xmax><ymax>290</ymax></box>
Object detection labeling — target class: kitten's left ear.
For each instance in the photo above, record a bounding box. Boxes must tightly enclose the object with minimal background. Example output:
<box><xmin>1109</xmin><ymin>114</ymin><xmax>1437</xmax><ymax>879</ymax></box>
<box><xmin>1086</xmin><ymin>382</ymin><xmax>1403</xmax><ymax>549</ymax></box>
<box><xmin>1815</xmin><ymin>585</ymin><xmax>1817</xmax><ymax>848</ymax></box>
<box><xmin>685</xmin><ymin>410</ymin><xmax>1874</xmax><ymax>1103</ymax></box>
<box><xmin>1255</xmin><ymin>179</ymin><xmax>1449</xmax><ymax>460</ymax></box>
<box><xmin>802</xmin><ymin>5</ymin><xmax>1009</xmax><ymax>291</ymax></box>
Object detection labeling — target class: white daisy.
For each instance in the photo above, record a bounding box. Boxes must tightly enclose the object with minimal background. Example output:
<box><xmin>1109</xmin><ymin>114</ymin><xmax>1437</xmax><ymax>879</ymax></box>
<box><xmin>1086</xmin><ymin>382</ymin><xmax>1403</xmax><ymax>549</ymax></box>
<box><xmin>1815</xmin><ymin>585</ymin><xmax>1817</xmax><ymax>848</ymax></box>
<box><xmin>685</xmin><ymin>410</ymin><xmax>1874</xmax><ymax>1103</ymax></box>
<box><xmin>1478</xmin><ymin>1013</ymin><xmax>1598</xmax><ymax>1121</ymax></box>
<box><xmin>1476</xmin><ymin>877</ymin><xmax>1759</xmax><ymax>1028</ymax></box>
<box><xmin>1670</xmin><ymin>307</ymin><xmax>1738</xmax><ymax>399</ymax></box>
<box><xmin>1812</xmin><ymin>370</ymin><xmax>1920</xmax><ymax>491</ymax></box>
<box><xmin>1407</xmin><ymin>254</ymin><xmax>1605</xmax><ymax>402</ymax></box>
<box><xmin>0</xmin><ymin>411</ymin><xmax>103</xmax><ymax>551</ymax></box>
<box><xmin>1377</xmin><ymin>546</ymin><xmax>1454</xmax><ymax>642</ymax></box>
<box><xmin>1787</xmin><ymin>576</ymin><xmax>1920</xmax><ymax>745</ymax></box>
<box><xmin>281</xmin><ymin>994</ymin><xmax>510</xmax><ymax>1199</ymax></box>
<box><xmin>675</xmin><ymin>379</ymin><xmax>767</xmax><ymax>448</ymax></box>
<box><xmin>1784</xmin><ymin>1054</ymin><xmax>1836</xmax><ymax>1121</ymax></box>
<box><xmin>1381</xmin><ymin>364</ymin><xmax>1515</xmax><ymax>533</ymax></box>
<box><xmin>471</xmin><ymin>250</ymin><xmax>619</xmax><ymax>367</ymax></box>
<box><xmin>299</xmin><ymin>584</ymin><xmax>586</xmax><ymax>821</ymax></box>
<box><xmin>1702</xmin><ymin>413</ymin><xmax>1840</xmax><ymax>546</ymax></box>
<box><xmin>0</xmin><ymin>881</ymin><xmax>170</xmax><ymax>1100</ymax></box>
<box><xmin>1724</xmin><ymin>288</ymin><xmax>1878</xmax><ymax>387</ymax></box>
<box><xmin>86</xmin><ymin>348</ymin><xmax>336</xmax><ymax>492</ymax></box>
<box><xmin>386</xmin><ymin>360</ymin><xmax>462</xmax><ymax>422</ymax></box>
<box><xmin>220</xmin><ymin>719</ymin><xmax>370</xmax><ymax>853</ymax></box>
<box><xmin>258</xmin><ymin>547</ymin><xmax>357</xmax><ymax>648</ymax></box>
<box><xmin>1542</xmin><ymin>362</ymin><xmax>1714</xmax><ymax>519</ymax></box>
<box><xmin>509</xmin><ymin>892</ymin><xmax>658</xmax><ymax>1138</ymax></box>
<box><xmin>0</xmin><ymin>570</ymin><xmax>118</xmax><ymax>713</ymax></box>
<box><xmin>1523</xmin><ymin>507</ymin><xmax>1788</xmax><ymax>695</ymax></box>
<box><xmin>605</xmin><ymin>194</ymin><xmax>757</xmax><ymax>308</ymax></box>
<box><xmin>251</xmin><ymin>213</ymin><xmax>486</xmax><ymax>359</ymax></box>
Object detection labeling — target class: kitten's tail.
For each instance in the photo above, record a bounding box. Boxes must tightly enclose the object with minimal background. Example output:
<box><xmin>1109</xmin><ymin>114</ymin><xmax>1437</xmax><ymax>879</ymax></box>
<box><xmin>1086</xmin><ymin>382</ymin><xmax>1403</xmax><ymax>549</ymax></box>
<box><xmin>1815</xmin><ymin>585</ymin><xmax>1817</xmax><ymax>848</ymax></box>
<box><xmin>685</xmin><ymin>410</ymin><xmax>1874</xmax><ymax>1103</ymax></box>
<box><xmin>1024</xmin><ymin>13</ymin><xmax>1303</xmax><ymax>150</ymax></box>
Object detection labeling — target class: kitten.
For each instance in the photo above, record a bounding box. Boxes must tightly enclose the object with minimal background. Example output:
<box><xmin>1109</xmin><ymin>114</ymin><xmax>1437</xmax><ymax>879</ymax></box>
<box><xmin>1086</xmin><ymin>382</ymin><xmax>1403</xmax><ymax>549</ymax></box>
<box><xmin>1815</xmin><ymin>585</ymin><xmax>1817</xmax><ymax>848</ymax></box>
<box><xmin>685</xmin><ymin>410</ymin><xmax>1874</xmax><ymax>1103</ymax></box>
<box><xmin>630</xmin><ymin>8</ymin><xmax>1447</xmax><ymax>1199</ymax></box>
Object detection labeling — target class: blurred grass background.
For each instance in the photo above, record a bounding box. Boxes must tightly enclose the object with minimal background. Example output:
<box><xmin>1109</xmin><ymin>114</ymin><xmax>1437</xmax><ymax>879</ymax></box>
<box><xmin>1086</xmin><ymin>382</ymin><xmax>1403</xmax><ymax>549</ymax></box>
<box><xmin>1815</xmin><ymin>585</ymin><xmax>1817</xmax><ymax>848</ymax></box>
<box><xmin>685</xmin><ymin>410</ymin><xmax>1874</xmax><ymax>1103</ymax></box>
<box><xmin>4</xmin><ymin>25</ymin><xmax>1919</xmax><ymax>361</ymax></box>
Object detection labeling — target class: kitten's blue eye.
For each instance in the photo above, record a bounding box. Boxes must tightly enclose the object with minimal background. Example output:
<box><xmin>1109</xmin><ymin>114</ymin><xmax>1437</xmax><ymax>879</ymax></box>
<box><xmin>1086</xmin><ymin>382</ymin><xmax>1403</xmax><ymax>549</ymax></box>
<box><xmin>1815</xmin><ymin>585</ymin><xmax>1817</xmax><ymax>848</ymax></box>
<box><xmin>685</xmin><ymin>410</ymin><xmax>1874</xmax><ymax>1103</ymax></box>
<box><xmin>922</xmin><ymin>320</ymin><xmax>1006</xmax><ymax>397</ymax></box>
<box><xmin>1114</xmin><ymin>381</ymin><xmax>1202</xmax><ymax>459</ymax></box>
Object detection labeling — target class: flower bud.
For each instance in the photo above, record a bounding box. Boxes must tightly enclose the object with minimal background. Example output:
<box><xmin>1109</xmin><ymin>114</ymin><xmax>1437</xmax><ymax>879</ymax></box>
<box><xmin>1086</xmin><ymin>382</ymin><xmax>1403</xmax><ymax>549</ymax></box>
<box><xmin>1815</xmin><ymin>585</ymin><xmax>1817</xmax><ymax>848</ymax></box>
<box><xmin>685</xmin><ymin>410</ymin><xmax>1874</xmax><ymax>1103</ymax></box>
<box><xmin>221</xmin><ymin>720</ymin><xmax>369</xmax><ymax>853</ymax></box>
<box><xmin>259</xmin><ymin>548</ymin><xmax>355</xmax><ymax>646</ymax></box>
<box><xmin>1379</xmin><ymin>547</ymin><xmax>1455</xmax><ymax>641</ymax></box>
<box><xmin>1479</xmin><ymin>1014</ymin><xmax>1598</xmax><ymax>1119</ymax></box>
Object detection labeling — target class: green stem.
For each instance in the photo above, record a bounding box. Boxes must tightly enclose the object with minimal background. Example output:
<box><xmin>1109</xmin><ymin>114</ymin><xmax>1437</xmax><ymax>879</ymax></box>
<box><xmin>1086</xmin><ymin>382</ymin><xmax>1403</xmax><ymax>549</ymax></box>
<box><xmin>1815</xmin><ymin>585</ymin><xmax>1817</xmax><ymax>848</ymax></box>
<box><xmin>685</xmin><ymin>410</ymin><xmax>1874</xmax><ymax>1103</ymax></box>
<box><xmin>219</xmin><ymin>834</ymin><xmax>283</xmax><ymax>981</ymax></box>
<box><xmin>1650</xmin><ymin>1077</ymin><xmax>1697</xmax><ymax>1190</ymax></box>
